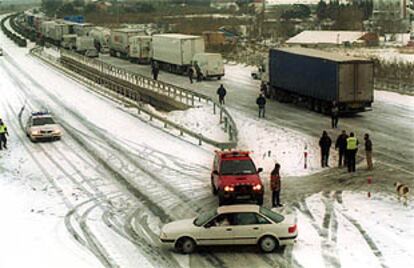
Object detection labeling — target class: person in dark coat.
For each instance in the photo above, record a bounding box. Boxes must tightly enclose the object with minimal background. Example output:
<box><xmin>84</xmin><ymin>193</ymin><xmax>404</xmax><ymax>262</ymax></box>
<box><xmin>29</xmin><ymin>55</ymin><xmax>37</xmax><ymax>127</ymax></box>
<box><xmin>335</xmin><ymin>130</ymin><xmax>348</xmax><ymax>167</ymax></box>
<box><xmin>364</xmin><ymin>133</ymin><xmax>373</xmax><ymax>170</ymax></box>
<box><xmin>256</xmin><ymin>93</ymin><xmax>266</xmax><ymax>118</ymax></box>
<box><xmin>194</xmin><ymin>61</ymin><xmax>202</xmax><ymax>82</ymax></box>
<box><xmin>217</xmin><ymin>84</ymin><xmax>227</xmax><ymax>105</ymax></box>
<box><xmin>151</xmin><ymin>61</ymin><xmax>159</xmax><ymax>80</ymax></box>
<box><xmin>0</xmin><ymin>119</ymin><xmax>9</xmax><ymax>150</ymax></box>
<box><xmin>270</xmin><ymin>163</ymin><xmax>282</xmax><ymax>207</ymax></box>
<box><xmin>319</xmin><ymin>130</ymin><xmax>332</xmax><ymax>167</ymax></box>
<box><xmin>346</xmin><ymin>132</ymin><xmax>359</xmax><ymax>172</ymax></box>
<box><xmin>331</xmin><ymin>101</ymin><xmax>339</xmax><ymax>128</ymax></box>
<box><xmin>260</xmin><ymin>82</ymin><xmax>268</xmax><ymax>97</ymax></box>
<box><xmin>188</xmin><ymin>66</ymin><xmax>194</xmax><ymax>84</ymax></box>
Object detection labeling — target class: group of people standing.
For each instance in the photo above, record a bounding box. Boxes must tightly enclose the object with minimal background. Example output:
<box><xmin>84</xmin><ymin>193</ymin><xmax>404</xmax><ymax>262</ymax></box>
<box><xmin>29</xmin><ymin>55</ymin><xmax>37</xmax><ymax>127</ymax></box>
<box><xmin>319</xmin><ymin>130</ymin><xmax>373</xmax><ymax>172</ymax></box>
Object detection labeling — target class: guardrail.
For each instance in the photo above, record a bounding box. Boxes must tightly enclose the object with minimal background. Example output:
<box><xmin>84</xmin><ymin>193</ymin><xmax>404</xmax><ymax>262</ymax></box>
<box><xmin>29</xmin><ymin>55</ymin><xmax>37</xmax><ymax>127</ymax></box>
<box><xmin>33</xmin><ymin>47</ymin><xmax>238</xmax><ymax>150</ymax></box>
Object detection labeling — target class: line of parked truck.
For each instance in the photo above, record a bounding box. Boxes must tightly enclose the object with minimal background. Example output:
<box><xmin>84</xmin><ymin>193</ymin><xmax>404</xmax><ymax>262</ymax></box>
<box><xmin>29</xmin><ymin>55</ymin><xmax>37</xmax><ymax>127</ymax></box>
<box><xmin>19</xmin><ymin>11</ymin><xmax>225</xmax><ymax>79</ymax></box>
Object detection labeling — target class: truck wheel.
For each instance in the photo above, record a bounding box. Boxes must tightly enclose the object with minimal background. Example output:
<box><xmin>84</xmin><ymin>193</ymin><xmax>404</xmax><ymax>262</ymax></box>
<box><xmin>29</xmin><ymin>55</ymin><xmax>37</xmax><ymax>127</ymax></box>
<box><xmin>217</xmin><ymin>76</ymin><xmax>221</xmax><ymax>80</ymax></box>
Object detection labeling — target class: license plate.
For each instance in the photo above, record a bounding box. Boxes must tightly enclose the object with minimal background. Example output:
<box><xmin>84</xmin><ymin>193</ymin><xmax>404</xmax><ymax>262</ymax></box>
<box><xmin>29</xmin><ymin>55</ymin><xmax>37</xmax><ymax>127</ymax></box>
<box><xmin>237</xmin><ymin>195</ymin><xmax>251</xmax><ymax>199</ymax></box>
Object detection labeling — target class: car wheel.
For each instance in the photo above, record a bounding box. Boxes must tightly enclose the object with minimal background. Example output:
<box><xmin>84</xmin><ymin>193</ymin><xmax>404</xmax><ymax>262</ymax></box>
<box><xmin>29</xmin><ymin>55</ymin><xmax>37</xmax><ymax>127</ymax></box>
<box><xmin>175</xmin><ymin>237</ymin><xmax>196</xmax><ymax>254</ymax></box>
<box><xmin>259</xmin><ymin>236</ymin><xmax>278</xmax><ymax>253</ymax></box>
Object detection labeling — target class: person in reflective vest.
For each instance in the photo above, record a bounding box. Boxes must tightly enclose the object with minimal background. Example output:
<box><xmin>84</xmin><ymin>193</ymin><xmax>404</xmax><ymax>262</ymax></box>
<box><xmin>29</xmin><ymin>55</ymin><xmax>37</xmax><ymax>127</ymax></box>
<box><xmin>0</xmin><ymin>119</ymin><xmax>9</xmax><ymax>150</ymax></box>
<box><xmin>346</xmin><ymin>132</ymin><xmax>358</xmax><ymax>172</ymax></box>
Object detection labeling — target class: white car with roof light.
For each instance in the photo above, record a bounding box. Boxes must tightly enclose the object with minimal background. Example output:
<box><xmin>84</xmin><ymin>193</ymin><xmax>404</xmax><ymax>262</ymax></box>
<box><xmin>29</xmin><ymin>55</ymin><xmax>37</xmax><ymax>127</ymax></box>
<box><xmin>160</xmin><ymin>204</ymin><xmax>297</xmax><ymax>254</ymax></box>
<box><xmin>26</xmin><ymin>112</ymin><xmax>63</xmax><ymax>142</ymax></box>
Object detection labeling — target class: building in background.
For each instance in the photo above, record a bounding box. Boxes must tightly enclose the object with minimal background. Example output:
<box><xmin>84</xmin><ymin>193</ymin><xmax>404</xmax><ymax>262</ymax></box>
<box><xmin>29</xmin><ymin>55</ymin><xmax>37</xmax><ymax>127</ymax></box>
<box><xmin>286</xmin><ymin>30</ymin><xmax>379</xmax><ymax>47</ymax></box>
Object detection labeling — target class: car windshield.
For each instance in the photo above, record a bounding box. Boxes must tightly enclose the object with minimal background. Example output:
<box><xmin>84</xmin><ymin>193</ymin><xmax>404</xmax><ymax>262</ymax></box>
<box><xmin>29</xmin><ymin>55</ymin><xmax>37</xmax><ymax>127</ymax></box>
<box><xmin>194</xmin><ymin>209</ymin><xmax>217</xmax><ymax>227</ymax></box>
<box><xmin>260</xmin><ymin>207</ymin><xmax>285</xmax><ymax>223</ymax></box>
<box><xmin>220</xmin><ymin>159</ymin><xmax>256</xmax><ymax>175</ymax></box>
<box><xmin>32</xmin><ymin>117</ymin><xmax>55</xmax><ymax>126</ymax></box>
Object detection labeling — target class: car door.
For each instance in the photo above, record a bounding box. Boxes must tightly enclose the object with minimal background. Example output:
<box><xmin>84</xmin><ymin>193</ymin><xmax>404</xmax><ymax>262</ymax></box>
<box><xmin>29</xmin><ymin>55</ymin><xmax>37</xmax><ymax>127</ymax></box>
<box><xmin>231</xmin><ymin>212</ymin><xmax>271</xmax><ymax>245</ymax></box>
<box><xmin>198</xmin><ymin>213</ymin><xmax>234</xmax><ymax>246</ymax></box>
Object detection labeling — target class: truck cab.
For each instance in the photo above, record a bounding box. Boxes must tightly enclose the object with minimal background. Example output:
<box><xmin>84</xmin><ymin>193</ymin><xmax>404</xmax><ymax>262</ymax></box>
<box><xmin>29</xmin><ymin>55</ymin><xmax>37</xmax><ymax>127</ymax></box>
<box><xmin>211</xmin><ymin>151</ymin><xmax>264</xmax><ymax>206</ymax></box>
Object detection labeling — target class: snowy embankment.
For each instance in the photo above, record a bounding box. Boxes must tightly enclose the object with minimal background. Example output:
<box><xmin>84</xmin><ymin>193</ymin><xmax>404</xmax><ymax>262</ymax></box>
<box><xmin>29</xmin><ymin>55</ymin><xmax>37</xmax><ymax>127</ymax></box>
<box><xmin>293</xmin><ymin>191</ymin><xmax>414</xmax><ymax>268</ymax></box>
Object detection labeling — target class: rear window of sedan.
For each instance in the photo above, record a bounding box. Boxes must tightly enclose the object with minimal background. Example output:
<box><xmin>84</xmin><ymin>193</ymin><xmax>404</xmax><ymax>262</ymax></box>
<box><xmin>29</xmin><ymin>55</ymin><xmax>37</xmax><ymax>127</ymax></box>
<box><xmin>260</xmin><ymin>207</ymin><xmax>285</xmax><ymax>223</ymax></box>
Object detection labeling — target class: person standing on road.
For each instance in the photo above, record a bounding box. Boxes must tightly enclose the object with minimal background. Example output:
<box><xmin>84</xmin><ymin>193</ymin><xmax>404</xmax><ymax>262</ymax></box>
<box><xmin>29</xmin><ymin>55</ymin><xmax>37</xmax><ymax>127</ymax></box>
<box><xmin>331</xmin><ymin>101</ymin><xmax>339</xmax><ymax>128</ymax></box>
<box><xmin>364</xmin><ymin>133</ymin><xmax>373</xmax><ymax>170</ymax></box>
<box><xmin>151</xmin><ymin>61</ymin><xmax>159</xmax><ymax>81</ymax></box>
<box><xmin>0</xmin><ymin>119</ymin><xmax>9</xmax><ymax>150</ymax></box>
<box><xmin>319</xmin><ymin>131</ymin><xmax>332</xmax><ymax>168</ymax></box>
<box><xmin>335</xmin><ymin>130</ymin><xmax>348</xmax><ymax>168</ymax></box>
<box><xmin>217</xmin><ymin>84</ymin><xmax>227</xmax><ymax>105</ymax></box>
<box><xmin>194</xmin><ymin>61</ymin><xmax>202</xmax><ymax>82</ymax></box>
<box><xmin>270</xmin><ymin>163</ymin><xmax>282</xmax><ymax>207</ymax></box>
<box><xmin>260</xmin><ymin>82</ymin><xmax>268</xmax><ymax>97</ymax></box>
<box><xmin>188</xmin><ymin>65</ymin><xmax>194</xmax><ymax>84</ymax></box>
<box><xmin>346</xmin><ymin>132</ymin><xmax>359</xmax><ymax>172</ymax></box>
<box><xmin>256</xmin><ymin>93</ymin><xmax>266</xmax><ymax>118</ymax></box>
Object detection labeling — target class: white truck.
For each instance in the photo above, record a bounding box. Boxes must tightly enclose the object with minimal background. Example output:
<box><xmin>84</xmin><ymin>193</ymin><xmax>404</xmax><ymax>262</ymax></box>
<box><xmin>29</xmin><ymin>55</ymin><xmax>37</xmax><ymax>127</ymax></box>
<box><xmin>109</xmin><ymin>28</ymin><xmax>147</xmax><ymax>58</ymax></box>
<box><xmin>75</xmin><ymin>36</ymin><xmax>98</xmax><ymax>58</ymax></box>
<box><xmin>128</xmin><ymin>35</ymin><xmax>152</xmax><ymax>64</ymax></box>
<box><xmin>88</xmin><ymin>26</ymin><xmax>111</xmax><ymax>53</ymax></box>
<box><xmin>61</xmin><ymin>34</ymin><xmax>77</xmax><ymax>50</ymax></box>
<box><xmin>152</xmin><ymin>33</ymin><xmax>224</xmax><ymax>78</ymax></box>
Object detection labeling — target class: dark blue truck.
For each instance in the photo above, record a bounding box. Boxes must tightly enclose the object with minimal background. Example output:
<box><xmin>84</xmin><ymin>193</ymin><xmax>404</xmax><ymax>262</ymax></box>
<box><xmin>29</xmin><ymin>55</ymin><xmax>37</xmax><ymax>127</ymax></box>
<box><xmin>268</xmin><ymin>47</ymin><xmax>374</xmax><ymax>113</ymax></box>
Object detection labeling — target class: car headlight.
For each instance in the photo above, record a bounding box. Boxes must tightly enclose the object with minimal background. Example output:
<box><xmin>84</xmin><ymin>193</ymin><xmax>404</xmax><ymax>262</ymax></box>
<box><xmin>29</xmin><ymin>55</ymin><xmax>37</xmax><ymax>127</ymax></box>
<box><xmin>31</xmin><ymin>130</ymin><xmax>40</xmax><ymax>135</ymax></box>
<box><xmin>53</xmin><ymin>129</ymin><xmax>61</xmax><ymax>134</ymax></box>
<box><xmin>253</xmin><ymin>184</ymin><xmax>262</xmax><ymax>191</ymax></box>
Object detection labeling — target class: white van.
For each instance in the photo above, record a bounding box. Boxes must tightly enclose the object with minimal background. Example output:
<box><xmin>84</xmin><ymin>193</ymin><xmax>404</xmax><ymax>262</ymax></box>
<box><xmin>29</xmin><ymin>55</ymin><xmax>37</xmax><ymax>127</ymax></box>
<box><xmin>192</xmin><ymin>53</ymin><xmax>224</xmax><ymax>80</ymax></box>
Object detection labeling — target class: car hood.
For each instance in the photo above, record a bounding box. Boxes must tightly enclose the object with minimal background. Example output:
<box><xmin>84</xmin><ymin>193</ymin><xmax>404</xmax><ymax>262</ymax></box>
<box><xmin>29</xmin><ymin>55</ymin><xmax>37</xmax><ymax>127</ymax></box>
<box><xmin>29</xmin><ymin>124</ymin><xmax>60</xmax><ymax>131</ymax></box>
<box><xmin>162</xmin><ymin>218</ymin><xmax>197</xmax><ymax>234</ymax></box>
<box><xmin>219</xmin><ymin>174</ymin><xmax>262</xmax><ymax>186</ymax></box>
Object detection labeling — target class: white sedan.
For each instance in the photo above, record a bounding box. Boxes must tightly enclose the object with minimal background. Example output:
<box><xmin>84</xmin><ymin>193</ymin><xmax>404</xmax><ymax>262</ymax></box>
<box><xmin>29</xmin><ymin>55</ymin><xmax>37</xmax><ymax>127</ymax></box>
<box><xmin>26</xmin><ymin>112</ymin><xmax>63</xmax><ymax>142</ymax></box>
<box><xmin>160</xmin><ymin>204</ymin><xmax>297</xmax><ymax>254</ymax></box>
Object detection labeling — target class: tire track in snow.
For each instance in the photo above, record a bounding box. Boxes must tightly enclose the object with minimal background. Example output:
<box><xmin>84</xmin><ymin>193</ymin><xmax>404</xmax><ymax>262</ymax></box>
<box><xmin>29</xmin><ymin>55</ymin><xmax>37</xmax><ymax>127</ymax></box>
<box><xmin>334</xmin><ymin>192</ymin><xmax>389</xmax><ymax>268</ymax></box>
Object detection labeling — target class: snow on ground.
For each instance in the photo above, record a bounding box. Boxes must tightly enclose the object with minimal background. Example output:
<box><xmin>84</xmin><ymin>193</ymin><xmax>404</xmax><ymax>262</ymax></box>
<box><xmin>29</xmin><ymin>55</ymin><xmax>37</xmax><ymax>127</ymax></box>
<box><xmin>294</xmin><ymin>191</ymin><xmax>414</xmax><ymax>268</ymax></box>
<box><xmin>167</xmin><ymin>104</ymin><xmax>228</xmax><ymax>142</ymax></box>
<box><xmin>0</xmin><ymin>148</ymin><xmax>102</xmax><ymax>268</ymax></box>
<box><xmin>331</xmin><ymin>47</ymin><xmax>414</xmax><ymax>63</ymax></box>
<box><xmin>375</xmin><ymin>90</ymin><xmax>414</xmax><ymax>108</ymax></box>
<box><xmin>231</xmin><ymin>109</ymin><xmax>324</xmax><ymax>177</ymax></box>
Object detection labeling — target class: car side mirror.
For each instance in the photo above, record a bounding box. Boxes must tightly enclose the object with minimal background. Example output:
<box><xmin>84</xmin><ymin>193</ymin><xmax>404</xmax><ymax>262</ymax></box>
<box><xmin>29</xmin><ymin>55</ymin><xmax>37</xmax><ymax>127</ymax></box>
<box><xmin>257</xmin><ymin>168</ymin><xmax>263</xmax><ymax>173</ymax></box>
<box><xmin>213</xmin><ymin>170</ymin><xmax>219</xmax><ymax>175</ymax></box>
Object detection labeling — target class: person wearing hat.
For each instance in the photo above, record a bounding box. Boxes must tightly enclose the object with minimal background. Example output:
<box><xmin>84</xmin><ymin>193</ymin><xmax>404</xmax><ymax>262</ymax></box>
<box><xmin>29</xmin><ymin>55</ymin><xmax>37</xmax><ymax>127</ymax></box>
<box><xmin>0</xmin><ymin>119</ymin><xmax>9</xmax><ymax>150</ymax></box>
